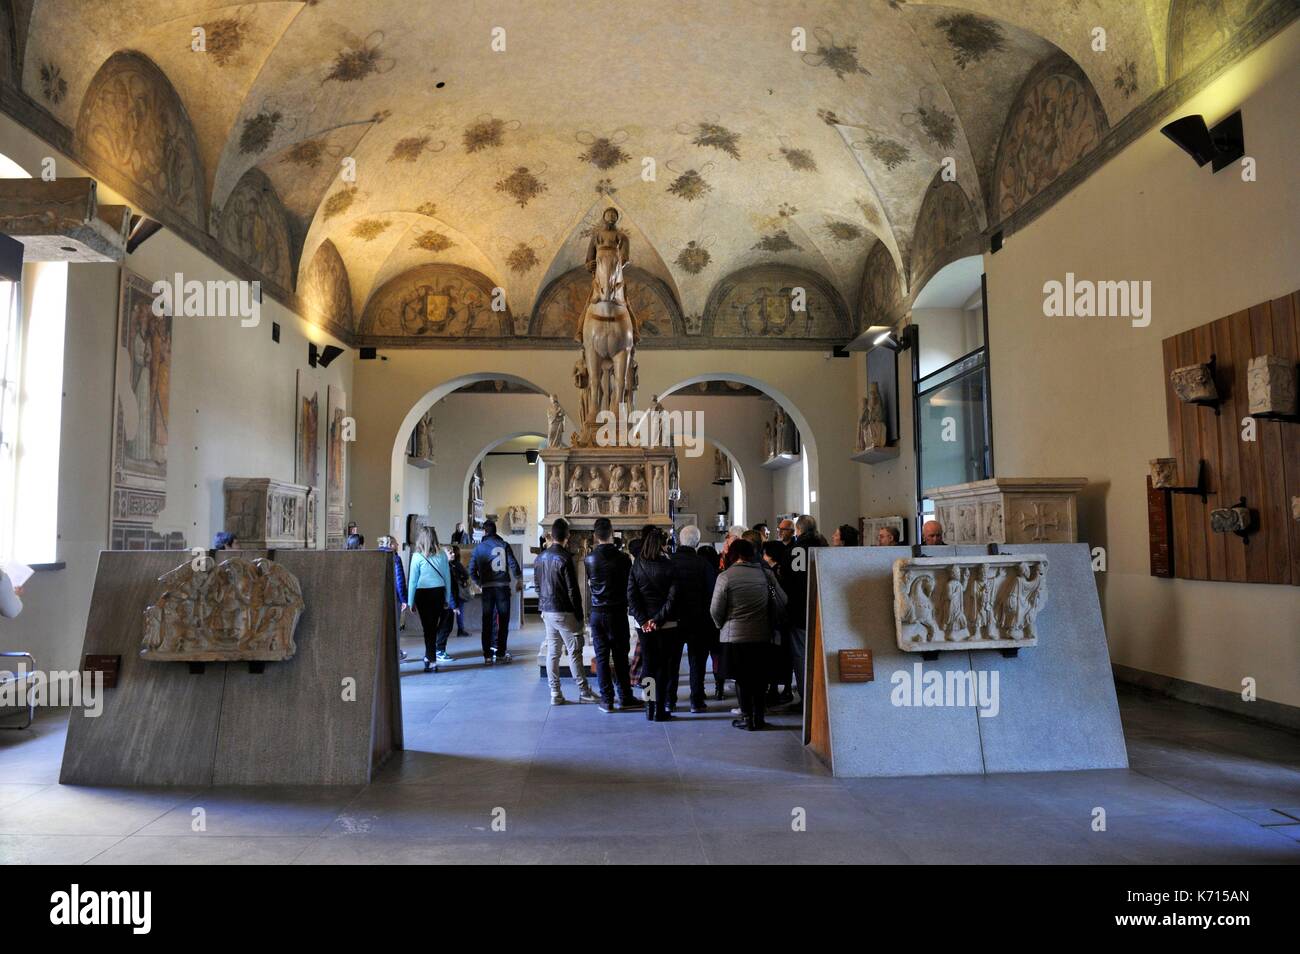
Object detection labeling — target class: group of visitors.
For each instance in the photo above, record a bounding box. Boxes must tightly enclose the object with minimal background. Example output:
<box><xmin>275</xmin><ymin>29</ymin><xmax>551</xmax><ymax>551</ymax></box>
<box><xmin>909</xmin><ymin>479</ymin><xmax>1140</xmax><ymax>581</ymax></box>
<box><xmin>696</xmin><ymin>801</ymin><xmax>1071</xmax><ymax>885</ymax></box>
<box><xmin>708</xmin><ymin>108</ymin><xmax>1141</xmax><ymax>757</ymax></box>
<box><xmin>534</xmin><ymin>513</ymin><xmax>829</xmax><ymax>731</ymax></box>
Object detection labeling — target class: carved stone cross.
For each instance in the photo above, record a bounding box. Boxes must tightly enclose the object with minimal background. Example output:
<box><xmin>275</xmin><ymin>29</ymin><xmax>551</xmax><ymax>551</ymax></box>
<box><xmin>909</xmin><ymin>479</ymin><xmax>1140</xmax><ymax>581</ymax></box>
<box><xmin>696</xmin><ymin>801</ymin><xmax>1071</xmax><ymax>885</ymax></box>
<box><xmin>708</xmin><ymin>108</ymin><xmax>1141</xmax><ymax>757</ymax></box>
<box><xmin>1018</xmin><ymin>503</ymin><xmax>1062</xmax><ymax>541</ymax></box>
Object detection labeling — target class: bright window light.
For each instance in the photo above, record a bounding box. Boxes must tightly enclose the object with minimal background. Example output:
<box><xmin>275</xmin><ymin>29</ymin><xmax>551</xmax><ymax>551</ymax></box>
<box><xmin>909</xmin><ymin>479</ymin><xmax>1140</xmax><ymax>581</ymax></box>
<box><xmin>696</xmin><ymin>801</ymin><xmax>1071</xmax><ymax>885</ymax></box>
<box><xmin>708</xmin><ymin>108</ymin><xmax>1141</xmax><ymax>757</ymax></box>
<box><xmin>13</xmin><ymin>261</ymin><xmax>67</xmax><ymax>564</ymax></box>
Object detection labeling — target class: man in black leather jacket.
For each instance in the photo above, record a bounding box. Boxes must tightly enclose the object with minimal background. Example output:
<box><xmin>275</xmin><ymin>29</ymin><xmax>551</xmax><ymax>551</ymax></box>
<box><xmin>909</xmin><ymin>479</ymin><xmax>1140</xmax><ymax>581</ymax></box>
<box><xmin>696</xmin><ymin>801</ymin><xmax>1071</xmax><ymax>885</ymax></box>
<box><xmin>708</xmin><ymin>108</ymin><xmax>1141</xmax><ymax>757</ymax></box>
<box><xmin>784</xmin><ymin>514</ymin><xmax>825</xmax><ymax>708</ymax></box>
<box><xmin>666</xmin><ymin>524</ymin><xmax>718</xmax><ymax>713</ymax></box>
<box><xmin>536</xmin><ymin>518</ymin><xmax>598</xmax><ymax>705</ymax></box>
<box><xmin>584</xmin><ymin>517</ymin><xmax>639</xmax><ymax>712</ymax></box>
<box><xmin>627</xmin><ymin>525</ymin><xmax>679</xmax><ymax>722</ymax></box>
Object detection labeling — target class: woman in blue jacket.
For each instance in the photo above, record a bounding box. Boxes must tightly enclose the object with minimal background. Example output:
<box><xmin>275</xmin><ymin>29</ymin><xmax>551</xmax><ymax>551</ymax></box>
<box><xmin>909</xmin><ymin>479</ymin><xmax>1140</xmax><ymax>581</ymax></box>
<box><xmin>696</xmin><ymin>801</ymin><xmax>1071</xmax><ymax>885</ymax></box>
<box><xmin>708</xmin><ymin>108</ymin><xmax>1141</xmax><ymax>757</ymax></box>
<box><xmin>408</xmin><ymin>526</ymin><xmax>457</xmax><ymax>672</ymax></box>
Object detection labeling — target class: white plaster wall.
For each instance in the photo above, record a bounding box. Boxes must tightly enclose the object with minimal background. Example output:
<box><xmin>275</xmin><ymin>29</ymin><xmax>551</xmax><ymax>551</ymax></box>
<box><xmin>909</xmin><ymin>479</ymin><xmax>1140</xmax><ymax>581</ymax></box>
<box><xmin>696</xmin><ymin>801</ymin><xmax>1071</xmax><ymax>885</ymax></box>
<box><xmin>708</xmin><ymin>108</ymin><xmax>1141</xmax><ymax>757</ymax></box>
<box><xmin>981</xmin><ymin>23</ymin><xmax>1300</xmax><ymax>707</ymax></box>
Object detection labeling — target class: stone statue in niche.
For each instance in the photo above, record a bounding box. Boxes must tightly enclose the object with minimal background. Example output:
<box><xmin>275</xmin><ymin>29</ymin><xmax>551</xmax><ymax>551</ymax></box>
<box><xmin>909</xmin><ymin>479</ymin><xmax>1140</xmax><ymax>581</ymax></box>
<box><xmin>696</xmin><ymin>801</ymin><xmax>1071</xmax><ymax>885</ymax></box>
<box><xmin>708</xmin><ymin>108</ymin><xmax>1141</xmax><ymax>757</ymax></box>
<box><xmin>140</xmin><ymin>557</ymin><xmax>304</xmax><ymax>662</ymax></box>
<box><xmin>547</xmin><ymin>394</ymin><xmax>566</xmax><ymax>447</ymax></box>
<box><xmin>856</xmin><ymin>383</ymin><xmax>887</xmax><ymax>452</ymax></box>
<box><xmin>568</xmin><ymin>466</ymin><xmax>586</xmax><ymax>514</ymax></box>
<box><xmin>764</xmin><ymin>422</ymin><xmax>773</xmax><ymax>460</ymax></box>
<box><xmin>628</xmin><ymin>468</ymin><xmax>646</xmax><ymax>514</ymax></box>
<box><xmin>547</xmin><ymin>467</ymin><xmax>562</xmax><ymax>516</ymax></box>
<box><xmin>1170</xmin><ymin>363</ymin><xmax>1218</xmax><ymax>403</ymax></box>
<box><xmin>893</xmin><ymin>555</ymin><xmax>1048</xmax><ymax>652</ymax></box>
<box><xmin>609</xmin><ymin>464</ymin><xmax>626</xmax><ymax>515</ymax></box>
<box><xmin>1247</xmin><ymin>355</ymin><xmax>1297</xmax><ymax>417</ymax></box>
<box><xmin>652</xmin><ymin>464</ymin><xmax>667</xmax><ymax>514</ymax></box>
<box><xmin>409</xmin><ymin>407</ymin><xmax>435</xmax><ymax>464</ymax></box>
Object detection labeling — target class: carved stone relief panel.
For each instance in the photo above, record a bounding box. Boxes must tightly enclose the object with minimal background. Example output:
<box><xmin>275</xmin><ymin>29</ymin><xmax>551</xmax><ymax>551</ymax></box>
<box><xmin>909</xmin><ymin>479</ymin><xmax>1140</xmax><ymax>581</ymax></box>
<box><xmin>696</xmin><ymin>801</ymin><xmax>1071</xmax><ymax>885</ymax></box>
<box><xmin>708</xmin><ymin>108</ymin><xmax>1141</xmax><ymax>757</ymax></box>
<box><xmin>893</xmin><ymin>554</ymin><xmax>1048</xmax><ymax>652</ymax></box>
<box><xmin>223</xmin><ymin>477</ymin><xmax>311</xmax><ymax>549</ymax></box>
<box><xmin>141</xmin><ymin>557</ymin><xmax>304</xmax><ymax>662</ymax></box>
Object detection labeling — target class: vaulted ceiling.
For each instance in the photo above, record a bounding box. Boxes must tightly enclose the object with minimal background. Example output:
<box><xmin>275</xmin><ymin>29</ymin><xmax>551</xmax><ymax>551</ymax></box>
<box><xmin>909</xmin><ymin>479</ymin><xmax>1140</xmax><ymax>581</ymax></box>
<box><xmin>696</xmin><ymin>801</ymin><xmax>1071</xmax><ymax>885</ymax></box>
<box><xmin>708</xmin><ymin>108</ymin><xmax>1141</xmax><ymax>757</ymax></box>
<box><xmin>1</xmin><ymin>0</ymin><xmax>1284</xmax><ymax>344</ymax></box>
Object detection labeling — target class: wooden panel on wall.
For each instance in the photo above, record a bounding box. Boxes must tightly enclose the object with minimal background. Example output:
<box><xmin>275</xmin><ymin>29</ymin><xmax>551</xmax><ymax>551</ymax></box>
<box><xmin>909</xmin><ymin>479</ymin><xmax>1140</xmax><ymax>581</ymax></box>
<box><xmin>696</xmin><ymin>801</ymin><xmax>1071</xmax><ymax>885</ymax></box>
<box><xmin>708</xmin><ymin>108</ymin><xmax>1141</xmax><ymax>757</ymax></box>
<box><xmin>1161</xmin><ymin>290</ymin><xmax>1300</xmax><ymax>585</ymax></box>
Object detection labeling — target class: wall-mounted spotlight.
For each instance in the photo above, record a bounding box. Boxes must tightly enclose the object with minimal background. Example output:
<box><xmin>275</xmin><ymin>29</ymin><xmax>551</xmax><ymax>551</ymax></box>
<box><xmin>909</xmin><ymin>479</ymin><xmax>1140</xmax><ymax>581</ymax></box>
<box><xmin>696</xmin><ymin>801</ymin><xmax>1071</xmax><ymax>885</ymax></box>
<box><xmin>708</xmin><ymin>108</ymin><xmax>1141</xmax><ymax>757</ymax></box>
<box><xmin>525</xmin><ymin>449</ymin><xmax>540</xmax><ymax>466</ymax></box>
<box><xmin>872</xmin><ymin>324</ymin><xmax>917</xmax><ymax>353</ymax></box>
<box><xmin>308</xmin><ymin>342</ymin><xmax>344</xmax><ymax>368</ymax></box>
<box><xmin>1160</xmin><ymin>110</ymin><xmax>1244</xmax><ymax>173</ymax></box>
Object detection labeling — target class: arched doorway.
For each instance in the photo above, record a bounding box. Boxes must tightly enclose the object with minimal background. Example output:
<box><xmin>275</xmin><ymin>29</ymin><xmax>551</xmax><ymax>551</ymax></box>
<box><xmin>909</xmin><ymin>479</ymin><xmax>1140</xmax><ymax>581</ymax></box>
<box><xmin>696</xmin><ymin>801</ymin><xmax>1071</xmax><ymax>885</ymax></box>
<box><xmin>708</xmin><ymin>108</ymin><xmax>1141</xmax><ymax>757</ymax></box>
<box><xmin>658</xmin><ymin>373</ymin><xmax>818</xmax><ymax>528</ymax></box>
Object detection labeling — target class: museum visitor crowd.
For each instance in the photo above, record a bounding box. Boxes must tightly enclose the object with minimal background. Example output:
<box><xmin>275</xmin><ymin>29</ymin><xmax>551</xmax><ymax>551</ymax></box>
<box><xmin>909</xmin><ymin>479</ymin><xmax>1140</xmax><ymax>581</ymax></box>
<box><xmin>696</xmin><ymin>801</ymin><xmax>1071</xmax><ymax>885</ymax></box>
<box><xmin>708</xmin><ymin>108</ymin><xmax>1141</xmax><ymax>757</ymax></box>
<box><xmin>313</xmin><ymin>512</ymin><xmax>948</xmax><ymax>732</ymax></box>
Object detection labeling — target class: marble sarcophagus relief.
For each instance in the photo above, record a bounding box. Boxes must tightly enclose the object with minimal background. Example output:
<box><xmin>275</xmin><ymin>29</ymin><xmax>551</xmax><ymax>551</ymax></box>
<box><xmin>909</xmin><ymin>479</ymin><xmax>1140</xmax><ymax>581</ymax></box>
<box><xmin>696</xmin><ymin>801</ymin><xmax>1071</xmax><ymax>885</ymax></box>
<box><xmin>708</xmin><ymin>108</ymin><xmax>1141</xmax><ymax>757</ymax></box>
<box><xmin>140</xmin><ymin>557</ymin><xmax>305</xmax><ymax>662</ymax></box>
<box><xmin>892</xmin><ymin>555</ymin><xmax>1048</xmax><ymax>652</ymax></box>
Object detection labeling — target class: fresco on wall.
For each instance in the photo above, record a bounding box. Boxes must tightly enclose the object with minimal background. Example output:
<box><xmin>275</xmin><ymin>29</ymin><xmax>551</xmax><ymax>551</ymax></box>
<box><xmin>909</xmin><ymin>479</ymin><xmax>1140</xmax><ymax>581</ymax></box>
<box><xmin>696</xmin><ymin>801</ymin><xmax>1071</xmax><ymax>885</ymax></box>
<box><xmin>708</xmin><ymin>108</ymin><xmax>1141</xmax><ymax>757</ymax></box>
<box><xmin>910</xmin><ymin>176</ymin><xmax>978</xmax><ymax>287</ymax></box>
<box><xmin>326</xmin><ymin>385</ymin><xmax>347</xmax><ymax>549</ymax></box>
<box><xmin>703</xmin><ymin>266</ymin><xmax>850</xmax><ymax>340</ymax></box>
<box><xmin>530</xmin><ymin>266</ymin><xmax>683</xmax><ymax>342</ymax></box>
<box><xmin>991</xmin><ymin>56</ymin><xmax>1108</xmax><ymax>222</ymax></box>
<box><xmin>1167</xmin><ymin>0</ymin><xmax>1265</xmax><ymax>81</ymax></box>
<box><xmin>859</xmin><ymin>240</ymin><xmax>906</xmax><ymax>332</ymax></box>
<box><xmin>358</xmin><ymin>264</ymin><xmax>511</xmax><ymax>341</ymax></box>
<box><xmin>215</xmin><ymin>167</ymin><xmax>293</xmax><ymax>290</ymax></box>
<box><xmin>110</xmin><ymin>271</ymin><xmax>184</xmax><ymax>550</ymax></box>
<box><xmin>295</xmin><ymin>370</ymin><xmax>319</xmax><ymax>491</ymax></box>
<box><xmin>299</xmin><ymin>239</ymin><xmax>355</xmax><ymax>338</ymax></box>
<box><xmin>75</xmin><ymin>51</ymin><xmax>205</xmax><ymax>229</ymax></box>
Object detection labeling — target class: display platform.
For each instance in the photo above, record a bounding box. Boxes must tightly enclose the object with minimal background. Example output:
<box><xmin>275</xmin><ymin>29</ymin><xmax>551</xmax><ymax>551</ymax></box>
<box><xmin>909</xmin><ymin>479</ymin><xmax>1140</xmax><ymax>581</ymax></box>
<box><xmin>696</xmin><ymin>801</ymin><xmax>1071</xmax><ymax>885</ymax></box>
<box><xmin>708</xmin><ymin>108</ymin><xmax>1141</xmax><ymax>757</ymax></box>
<box><xmin>805</xmin><ymin>543</ymin><xmax>1127</xmax><ymax>777</ymax></box>
<box><xmin>60</xmin><ymin>549</ymin><xmax>402</xmax><ymax>786</ymax></box>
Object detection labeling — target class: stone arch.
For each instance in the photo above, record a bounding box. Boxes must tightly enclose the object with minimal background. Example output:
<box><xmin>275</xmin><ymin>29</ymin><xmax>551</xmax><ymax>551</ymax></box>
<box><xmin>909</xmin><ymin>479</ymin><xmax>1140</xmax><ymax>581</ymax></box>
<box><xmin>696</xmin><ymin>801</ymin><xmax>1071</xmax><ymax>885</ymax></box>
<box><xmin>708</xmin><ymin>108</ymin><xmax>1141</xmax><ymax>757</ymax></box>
<box><xmin>215</xmin><ymin>166</ymin><xmax>294</xmax><ymax>292</ymax></box>
<box><xmin>657</xmin><ymin>371</ymin><xmax>819</xmax><ymax>524</ymax></box>
<box><xmin>989</xmin><ymin>52</ymin><xmax>1109</xmax><ymax>225</ymax></box>
<box><xmin>700</xmin><ymin>265</ymin><xmax>852</xmax><ymax>345</ymax></box>
<box><xmin>357</xmin><ymin>263</ymin><xmax>511</xmax><ymax>345</ymax></box>
<box><xmin>528</xmin><ymin>265</ymin><xmax>686</xmax><ymax>343</ymax></box>
<box><xmin>857</xmin><ymin>239</ymin><xmax>908</xmax><ymax>332</ymax></box>
<box><xmin>460</xmin><ymin>430</ymin><xmax>548</xmax><ymax>541</ymax></box>
<box><xmin>908</xmin><ymin>170</ymin><xmax>982</xmax><ymax>298</ymax></box>
<box><xmin>75</xmin><ymin>50</ymin><xmax>205</xmax><ymax>229</ymax></box>
<box><xmin>388</xmin><ymin>373</ymin><xmax>553</xmax><ymax>536</ymax></box>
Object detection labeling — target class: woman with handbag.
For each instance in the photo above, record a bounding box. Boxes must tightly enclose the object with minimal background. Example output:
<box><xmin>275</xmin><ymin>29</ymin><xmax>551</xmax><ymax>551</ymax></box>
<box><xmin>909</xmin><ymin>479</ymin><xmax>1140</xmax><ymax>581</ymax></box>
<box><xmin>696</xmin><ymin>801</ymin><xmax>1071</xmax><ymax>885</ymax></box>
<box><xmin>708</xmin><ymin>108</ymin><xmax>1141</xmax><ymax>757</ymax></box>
<box><xmin>408</xmin><ymin>526</ymin><xmax>457</xmax><ymax>672</ymax></box>
<box><xmin>710</xmin><ymin>538</ymin><xmax>787</xmax><ymax>730</ymax></box>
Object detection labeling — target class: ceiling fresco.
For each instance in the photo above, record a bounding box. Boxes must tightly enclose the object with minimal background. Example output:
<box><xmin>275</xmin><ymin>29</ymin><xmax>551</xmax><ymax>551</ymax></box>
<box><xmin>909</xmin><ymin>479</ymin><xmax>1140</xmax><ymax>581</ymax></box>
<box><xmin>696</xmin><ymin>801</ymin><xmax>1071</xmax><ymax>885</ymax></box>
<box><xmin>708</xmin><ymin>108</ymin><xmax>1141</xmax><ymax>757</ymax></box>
<box><xmin>3</xmin><ymin>0</ymin><xmax>1290</xmax><ymax>345</ymax></box>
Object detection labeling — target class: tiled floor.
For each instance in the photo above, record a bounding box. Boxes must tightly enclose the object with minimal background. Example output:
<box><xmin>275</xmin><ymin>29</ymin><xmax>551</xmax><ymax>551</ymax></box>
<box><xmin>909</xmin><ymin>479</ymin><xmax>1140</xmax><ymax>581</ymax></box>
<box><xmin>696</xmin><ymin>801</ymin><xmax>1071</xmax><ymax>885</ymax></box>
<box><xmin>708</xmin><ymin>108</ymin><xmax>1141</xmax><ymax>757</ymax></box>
<box><xmin>2</xmin><ymin>622</ymin><xmax>1298</xmax><ymax>864</ymax></box>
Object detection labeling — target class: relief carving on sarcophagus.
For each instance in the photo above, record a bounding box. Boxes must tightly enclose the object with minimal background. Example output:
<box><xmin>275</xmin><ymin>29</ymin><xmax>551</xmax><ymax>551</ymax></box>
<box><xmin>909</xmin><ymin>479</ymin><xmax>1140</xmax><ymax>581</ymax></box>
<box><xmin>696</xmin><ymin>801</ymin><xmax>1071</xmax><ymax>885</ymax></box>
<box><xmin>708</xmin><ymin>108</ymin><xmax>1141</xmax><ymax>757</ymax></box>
<box><xmin>892</xmin><ymin>555</ymin><xmax>1048</xmax><ymax>652</ymax></box>
<box><xmin>140</xmin><ymin>557</ymin><xmax>305</xmax><ymax>662</ymax></box>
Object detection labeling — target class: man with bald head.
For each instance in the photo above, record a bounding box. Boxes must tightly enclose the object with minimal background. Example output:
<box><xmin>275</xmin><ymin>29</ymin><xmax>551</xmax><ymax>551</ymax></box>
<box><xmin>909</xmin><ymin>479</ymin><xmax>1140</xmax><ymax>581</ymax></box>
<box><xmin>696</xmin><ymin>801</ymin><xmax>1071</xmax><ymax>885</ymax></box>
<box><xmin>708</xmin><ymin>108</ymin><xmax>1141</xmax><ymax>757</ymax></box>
<box><xmin>922</xmin><ymin>520</ymin><xmax>945</xmax><ymax>546</ymax></box>
<box><xmin>668</xmin><ymin>524</ymin><xmax>719</xmax><ymax>713</ymax></box>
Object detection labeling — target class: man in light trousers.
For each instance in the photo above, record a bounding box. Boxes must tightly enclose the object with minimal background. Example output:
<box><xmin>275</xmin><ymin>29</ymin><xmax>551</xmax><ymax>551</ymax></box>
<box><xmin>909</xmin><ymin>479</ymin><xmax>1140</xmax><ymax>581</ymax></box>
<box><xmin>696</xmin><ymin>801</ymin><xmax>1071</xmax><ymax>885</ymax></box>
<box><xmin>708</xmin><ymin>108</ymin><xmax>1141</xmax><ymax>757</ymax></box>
<box><xmin>535</xmin><ymin>517</ymin><xmax>599</xmax><ymax>705</ymax></box>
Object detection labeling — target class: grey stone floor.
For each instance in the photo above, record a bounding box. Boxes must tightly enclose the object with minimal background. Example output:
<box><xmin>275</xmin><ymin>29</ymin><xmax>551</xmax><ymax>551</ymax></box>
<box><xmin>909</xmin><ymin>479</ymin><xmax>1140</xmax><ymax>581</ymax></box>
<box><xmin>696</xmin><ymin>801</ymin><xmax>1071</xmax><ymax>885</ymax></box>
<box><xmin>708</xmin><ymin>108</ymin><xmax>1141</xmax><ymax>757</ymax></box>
<box><xmin>1</xmin><ymin>621</ymin><xmax>1298</xmax><ymax>864</ymax></box>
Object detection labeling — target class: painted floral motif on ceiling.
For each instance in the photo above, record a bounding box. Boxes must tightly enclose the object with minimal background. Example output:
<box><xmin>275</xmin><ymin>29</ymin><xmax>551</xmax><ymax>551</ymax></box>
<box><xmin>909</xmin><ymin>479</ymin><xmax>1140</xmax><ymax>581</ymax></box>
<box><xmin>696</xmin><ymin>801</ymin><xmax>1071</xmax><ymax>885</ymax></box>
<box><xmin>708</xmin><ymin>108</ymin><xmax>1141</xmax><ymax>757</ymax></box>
<box><xmin>215</xmin><ymin>168</ymin><xmax>292</xmax><ymax>290</ymax></box>
<box><xmin>901</xmin><ymin>88</ymin><xmax>957</xmax><ymax>150</ymax></box>
<box><xmin>991</xmin><ymin>56</ymin><xmax>1108</xmax><ymax>222</ymax></box>
<box><xmin>909</xmin><ymin>177</ymin><xmax>978</xmax><ymax>288</ymax></box>
<box><xmin>752</xmin><ymin>230</ymin><xmax>801</xmax><ymax>253</ymax></box>
<box><xmin>577</xmin><ymin>131</ymin><xmax>631</xmax><ymax>169</ymax></box>
<box><xmin>280</xmin><ymin>138</ymin><xmax>338</xmax><ymax>169</ymax></box>
<box><xmin>358</xmin><ymin>264</ymin><xmax>510</xmax><ymax>341</ymax></box>
<box><xmin>822</xmin><ymin>219</ymin><xmax>864</xmax><ymax>244</ymax></box>
<box><xmin>681</xmin><ymin>120</ymin><xmax>741</xmax><ymax>159</ymax></box>
<box><xmin>388</xmin><ymin>131</ymin><xmax>447</xmax><ymax>162</ymax></box>
<box><xmin>463</xmin><ymin>115</ymin><xmax>518</xmax><ymax>152</ymax></box>
<box><xmin>495</xmin><ymin>166</ymin><xmax>548</xmax><ymax>208</ymax></box>
<box><xmin>239</xmin><ymin>108</ymin><xmax>283</xmax><ymax>155</ymax></box>
<box><xmin>300</xmin><ymin>239</ymin><xmax>355</xmax><ymax>338</ymax></box>
<box><xmin>859</xmin><ymin>240</ymin><xmax>906</xmax><ymax>332</ymax></box>
<box><xmin>323</xmin><ymin>31</ymin><xmax>395</xmax><ymax>84</ymax></box>
<box><xmin>411</xmin><ymin>229</ymin><xmax>454</xmax><ymax>252</ymax></box>
<box><xmin>704</xmin><ymin>265</ymin><xmax>850</xmax><ymax>340</ymax></box>
<box><xmin>321</xmin><ymin>186</ymin><xmax>358</xmax><ymax>220</ymax></box>
<box><xmin>675</xmin><ymin>240</ymin><xmax>712</xmax><ymax>274</ymax></box>
<box><xmin>198</xmin><ymin>12</ymin><xmax>253</xmax><ymax>68</ymax></box>
<box><xmin>351</xmin><ymin>218</ymin><xmax>391</xmax><ymax>241</ymax></box>
<box><xmin>39</xmin><ymin>61</ymin><xmax>66</xmax><ymax>103</ymax></box>
<box><xmin>667</xmin><ymin>166</ymin><xmax>712</xmax><ymax>201</ymax></box>
<box><xmin>506</xmin><ymin>242</ymin><xmax>540</xmax><ymax>273</ymax></box>
<box><xmin>801</xmin><ymin>28</ymin><xmax>871</xmax><ymax>79</ymax></box>
<box><xmin>774</xmin><ymin>140</ymin><xmax>818</xmax><ymax>172</ymax></box>
<box><xmin>530</xmin><ymin>267</ymin><xmax>684</xmax><ymax>341</ymax></box>
<box><xmin>74</xmin><ymin>51</ymin><xmax>205</xmax><ymax>229</ymax></box>
<box><xmin>934</xmin><ymin>13</ymin><xmax>1006</xmax><ymax>69</ymax></box>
